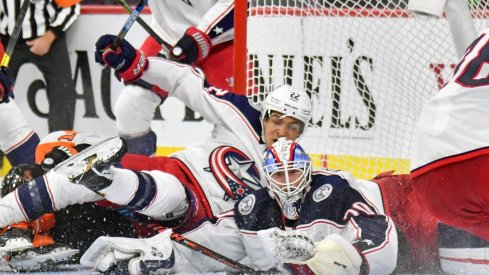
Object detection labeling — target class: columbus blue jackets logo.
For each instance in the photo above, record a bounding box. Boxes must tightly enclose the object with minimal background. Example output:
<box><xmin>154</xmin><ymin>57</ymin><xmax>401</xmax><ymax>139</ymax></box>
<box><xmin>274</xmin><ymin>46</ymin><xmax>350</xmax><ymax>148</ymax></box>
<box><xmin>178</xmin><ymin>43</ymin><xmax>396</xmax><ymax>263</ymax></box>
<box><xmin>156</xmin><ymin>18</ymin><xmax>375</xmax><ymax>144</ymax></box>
<box><xmin>238</xmin><ymin>195</ymin><xmax>256</xmax><ymax>215</ymax></box>
<box><xmin>205</xmin><ymin>146</ymin><xmax>261</xmax><ymax>201</ymax></box>
<box><xmin>313</xmin><ymin>184</ymin><xmax>333</xmax><ymax>202</ymax></box>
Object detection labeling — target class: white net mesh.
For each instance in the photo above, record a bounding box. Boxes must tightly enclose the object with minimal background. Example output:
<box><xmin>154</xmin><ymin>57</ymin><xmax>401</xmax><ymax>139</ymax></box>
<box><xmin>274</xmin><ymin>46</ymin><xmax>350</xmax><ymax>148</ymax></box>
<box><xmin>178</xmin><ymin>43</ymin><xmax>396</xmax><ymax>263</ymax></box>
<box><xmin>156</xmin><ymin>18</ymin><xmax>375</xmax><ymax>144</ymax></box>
<box><xmin>244</xmin><ymin>0</ymin><xmax>489</xmax><ymax>179</ymax></box>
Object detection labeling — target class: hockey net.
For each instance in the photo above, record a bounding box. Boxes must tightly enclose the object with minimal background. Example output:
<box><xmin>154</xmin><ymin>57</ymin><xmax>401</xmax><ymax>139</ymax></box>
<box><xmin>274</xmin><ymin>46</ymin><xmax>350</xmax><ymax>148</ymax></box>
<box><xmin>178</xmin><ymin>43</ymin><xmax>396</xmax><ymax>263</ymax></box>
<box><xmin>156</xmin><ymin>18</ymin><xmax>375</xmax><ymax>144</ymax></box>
<box><xmin>235</xmin><ymin>0</ymin><xmax>489</xmax><ymax>179</ymax></box>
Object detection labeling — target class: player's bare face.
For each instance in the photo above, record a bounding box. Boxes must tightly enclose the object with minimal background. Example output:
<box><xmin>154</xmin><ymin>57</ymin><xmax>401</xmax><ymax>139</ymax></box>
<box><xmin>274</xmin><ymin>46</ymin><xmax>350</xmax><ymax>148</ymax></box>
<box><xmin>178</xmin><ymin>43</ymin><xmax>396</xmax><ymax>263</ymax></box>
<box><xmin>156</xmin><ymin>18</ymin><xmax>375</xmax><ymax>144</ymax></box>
<box><xmin>263</xmin><ymin>112</ymin><xmax>302</xmax><ymax>147</ymax></box>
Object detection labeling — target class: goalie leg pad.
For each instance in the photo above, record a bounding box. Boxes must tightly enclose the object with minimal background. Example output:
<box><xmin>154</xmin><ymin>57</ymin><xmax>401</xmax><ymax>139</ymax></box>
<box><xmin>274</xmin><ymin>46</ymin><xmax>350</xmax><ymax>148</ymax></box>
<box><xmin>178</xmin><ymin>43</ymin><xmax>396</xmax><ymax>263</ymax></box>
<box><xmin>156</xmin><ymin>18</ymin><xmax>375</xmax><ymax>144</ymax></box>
<box><xmin>305</xmin><ymin>234</ymin><xmax>363</xmax><ymax>275</ymax></box>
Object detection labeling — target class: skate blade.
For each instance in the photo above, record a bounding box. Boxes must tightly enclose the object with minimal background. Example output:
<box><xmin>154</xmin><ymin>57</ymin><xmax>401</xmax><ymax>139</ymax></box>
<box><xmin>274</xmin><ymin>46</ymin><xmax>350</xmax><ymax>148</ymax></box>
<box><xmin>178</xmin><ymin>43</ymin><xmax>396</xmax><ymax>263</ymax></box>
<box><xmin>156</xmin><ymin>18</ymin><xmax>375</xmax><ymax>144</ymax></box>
<box><xmin>9</xmin><ymin>247</ymin><xmax>79</xmax><ymax>271</ymax></box>
<box><xmin>54</xmin><ymin>136</ymin><xmax>124</xmax><ymax>181</ymax></box>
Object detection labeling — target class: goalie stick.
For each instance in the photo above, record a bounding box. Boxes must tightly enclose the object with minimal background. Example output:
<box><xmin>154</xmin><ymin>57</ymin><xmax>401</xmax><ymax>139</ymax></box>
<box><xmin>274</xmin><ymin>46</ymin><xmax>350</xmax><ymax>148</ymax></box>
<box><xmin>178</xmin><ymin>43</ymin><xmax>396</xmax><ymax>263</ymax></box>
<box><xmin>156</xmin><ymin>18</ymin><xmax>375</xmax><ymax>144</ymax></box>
<box><xmin>0</xmin><ymin>0</ymin><xmax>40</xmax><ymax>67</ymax></box>
<box><xmin>114</xmin><ymin>0</ymin><xmax>171</xmax><ymax>52</ymax></box>
<box><xmin>115</xmin><ymin>211</ymin><xmax>272</xmax><ymax>274</ymax></box>
<box><xmin>170</xmin><ymin>232</ymin><xmax>261</xmax><ymax>274</ymax></box>
<box><xmin>111</xmin><ymin>0</ymin><xmax>148</xmax><ymax>50</ymax></box>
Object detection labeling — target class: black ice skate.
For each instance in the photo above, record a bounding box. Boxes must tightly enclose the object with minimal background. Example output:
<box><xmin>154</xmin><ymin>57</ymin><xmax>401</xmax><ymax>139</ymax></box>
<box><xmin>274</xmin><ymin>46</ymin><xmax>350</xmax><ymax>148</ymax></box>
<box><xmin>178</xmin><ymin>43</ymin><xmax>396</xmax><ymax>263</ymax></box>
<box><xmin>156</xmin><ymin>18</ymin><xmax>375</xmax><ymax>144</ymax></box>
<box><xmin>0</xmin><ymin>228</ymin><xmax>32</xmax><ymax>253</ymax></box>
<box><xmin>54</xmin><ymin>136</ymin><xmax>127</xmax><ymax>191</ymax></box>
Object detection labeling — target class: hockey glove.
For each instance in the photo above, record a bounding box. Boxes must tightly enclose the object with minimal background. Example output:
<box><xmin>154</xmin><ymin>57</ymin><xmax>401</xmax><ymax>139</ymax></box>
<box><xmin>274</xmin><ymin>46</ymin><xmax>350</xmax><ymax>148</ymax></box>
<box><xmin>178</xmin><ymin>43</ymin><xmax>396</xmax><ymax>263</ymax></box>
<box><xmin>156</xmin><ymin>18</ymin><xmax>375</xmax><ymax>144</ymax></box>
<box><xmin>169</xmin><ymin>27</ymin><xmax>212</xmax><ymax>65</ymax></box>
<box><xmin>271</xmin><ymin>230</ymin><xmax>316</xmax><ymax>262</ymax></box>
<box><xmin>80</xmin><ymin>229</ymin><xmax>174</xmax><ymax>274</ymax></box>
<box><xmin>274</xmin><ymin>233</ymin><xmax>363</xmax><ymax>275</ymax></box>
<box><xmin>95</xmin><ymin>35</ymin><xmax>147</xmax><ymax>82</ymax></box>
<box><xmin>1</xmin><ymin>164</ymin><xmax>44</xmax><ymax>197</ymax></box>
<box><xmin>0</xmin><ymin>66</ymin><xmax>13</xmax><ymax>103</ymax></box>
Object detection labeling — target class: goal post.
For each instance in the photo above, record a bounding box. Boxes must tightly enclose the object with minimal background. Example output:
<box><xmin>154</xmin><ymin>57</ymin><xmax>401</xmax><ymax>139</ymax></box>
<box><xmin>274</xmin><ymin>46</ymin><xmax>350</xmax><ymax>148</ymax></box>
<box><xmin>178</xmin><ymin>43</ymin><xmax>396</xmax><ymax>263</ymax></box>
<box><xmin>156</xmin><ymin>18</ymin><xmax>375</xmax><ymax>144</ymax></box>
<box><xmin>234</xmin><ymin>0</ymin><xmax>489</xmax><ymax>180</ymax></box>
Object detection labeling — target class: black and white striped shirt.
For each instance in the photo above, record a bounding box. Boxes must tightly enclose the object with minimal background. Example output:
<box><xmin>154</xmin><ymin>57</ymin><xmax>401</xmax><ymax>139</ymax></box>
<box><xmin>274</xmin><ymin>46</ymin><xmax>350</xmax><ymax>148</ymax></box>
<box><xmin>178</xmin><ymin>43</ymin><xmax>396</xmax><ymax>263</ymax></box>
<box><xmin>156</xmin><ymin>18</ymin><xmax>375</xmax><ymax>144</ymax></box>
<box><xmin>0</xmin><ymin>0</ymin><xmax>80</xmax><ymax>39</ymax></box>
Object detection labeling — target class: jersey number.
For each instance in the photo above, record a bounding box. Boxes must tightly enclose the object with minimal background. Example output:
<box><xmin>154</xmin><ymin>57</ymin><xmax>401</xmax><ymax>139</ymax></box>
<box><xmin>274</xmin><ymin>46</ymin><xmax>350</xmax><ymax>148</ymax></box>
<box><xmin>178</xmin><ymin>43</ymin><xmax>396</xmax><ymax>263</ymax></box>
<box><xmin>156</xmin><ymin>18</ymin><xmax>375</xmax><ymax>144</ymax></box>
<box><xmin>454</xmin><ymin>33</ymin><xmax>489</xmax><ymax>88</ymax></box>
<box><xmin>57</xmin><ymin>131</ymin><xmax>78</xmax><ymax>142</ymax></box>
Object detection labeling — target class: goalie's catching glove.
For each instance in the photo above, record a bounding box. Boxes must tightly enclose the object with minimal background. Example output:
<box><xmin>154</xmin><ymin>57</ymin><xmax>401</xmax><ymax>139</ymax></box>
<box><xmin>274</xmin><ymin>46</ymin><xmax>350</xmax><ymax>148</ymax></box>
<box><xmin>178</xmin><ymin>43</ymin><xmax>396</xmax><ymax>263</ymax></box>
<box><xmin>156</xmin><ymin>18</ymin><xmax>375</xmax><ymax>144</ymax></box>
<box><xmin>169</xmin><ymin>27</ymin><xmax>212</xmax><ymax>65</ymax></box>
<box><xmin>272</xmin><ymin>231</ymin><xmax>363</xmax><ymax>275</ymax></box>
<box><xmin>95</xmin><ymin>35</ymin><xmax>147</xmax><ymax>82</ymax></box>
<box><xmin>0</xmin><ymin>66</ymin><xmax>13</xmax><ymax>103</ymax></box>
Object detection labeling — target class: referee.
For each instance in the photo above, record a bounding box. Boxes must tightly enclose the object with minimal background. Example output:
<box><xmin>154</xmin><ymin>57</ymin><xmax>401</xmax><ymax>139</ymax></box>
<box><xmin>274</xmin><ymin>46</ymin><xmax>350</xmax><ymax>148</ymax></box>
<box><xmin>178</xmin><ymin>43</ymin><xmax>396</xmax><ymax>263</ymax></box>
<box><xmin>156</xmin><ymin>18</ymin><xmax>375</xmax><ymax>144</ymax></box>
<box><xmin>0</xmin><ymin>0</ymin><xmax>80</xmax><ymax>131</ymax></box>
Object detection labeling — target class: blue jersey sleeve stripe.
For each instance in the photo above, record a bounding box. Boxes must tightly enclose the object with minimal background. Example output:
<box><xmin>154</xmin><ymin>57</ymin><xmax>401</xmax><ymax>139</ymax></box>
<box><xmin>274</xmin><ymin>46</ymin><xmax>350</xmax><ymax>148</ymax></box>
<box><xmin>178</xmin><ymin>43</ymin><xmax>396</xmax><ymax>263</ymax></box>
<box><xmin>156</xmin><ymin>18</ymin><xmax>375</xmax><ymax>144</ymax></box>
<box><xmin>206</xmin><ymin>90</ymin><xmax>263</xmax><ymax>141</ymax></box>
<box><xmin>126</xmin><ymin>171</ymin><xmax>157</xmax><ymax>211</ymax></box>
<box><xmin>16</xmin><ymin>176</ymin><xmax>54</xmax><ymax>220</ymax></box>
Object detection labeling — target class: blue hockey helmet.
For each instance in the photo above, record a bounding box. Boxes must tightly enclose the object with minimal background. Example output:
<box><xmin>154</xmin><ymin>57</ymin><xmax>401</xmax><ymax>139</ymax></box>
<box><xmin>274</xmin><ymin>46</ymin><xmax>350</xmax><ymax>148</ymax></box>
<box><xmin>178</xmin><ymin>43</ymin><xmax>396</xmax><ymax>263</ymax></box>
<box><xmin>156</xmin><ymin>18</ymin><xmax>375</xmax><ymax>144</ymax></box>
<box><xmin>262</xmin><ymin>137</ymin><xmax>312</xmax><ymax>220</ymax></box>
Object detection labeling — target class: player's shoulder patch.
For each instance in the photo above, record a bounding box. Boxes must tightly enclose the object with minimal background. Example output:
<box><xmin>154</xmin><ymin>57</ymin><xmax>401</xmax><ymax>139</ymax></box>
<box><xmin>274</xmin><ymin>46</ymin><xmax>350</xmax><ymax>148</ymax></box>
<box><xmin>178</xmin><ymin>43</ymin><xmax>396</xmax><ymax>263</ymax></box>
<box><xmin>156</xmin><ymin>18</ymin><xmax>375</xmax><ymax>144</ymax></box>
<box><xmin>312</xmin><ymin>184</ymin><xmax>333</xmax><ymax>202</ymax></box>
<box><xmin>237</xmin><ymin>194</ymin><xmax>256</xmax><ymax>216</ymax></box>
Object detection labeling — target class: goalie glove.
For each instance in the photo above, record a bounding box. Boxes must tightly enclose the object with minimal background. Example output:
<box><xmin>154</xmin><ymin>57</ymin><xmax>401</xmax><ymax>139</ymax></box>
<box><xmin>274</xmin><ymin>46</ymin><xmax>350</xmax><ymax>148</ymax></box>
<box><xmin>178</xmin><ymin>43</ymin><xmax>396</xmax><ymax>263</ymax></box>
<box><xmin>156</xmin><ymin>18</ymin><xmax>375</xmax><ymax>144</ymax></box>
<box><xmin>274</xmin><ymin>233</ymin><xmax>363</xmax><ymax>275</ymax></box>
<box><xmin>271</xmin><ymin>230</ymin><xmax>316</xmax><ymax>262</ymax></box>
<box><xmin>169</xmin><ymin>27</ymin><xmax>212</xmax><ymax>65</ymax></box>
<box><xmin>0</xmin><ymin>66</ymin><xmax>13</xmax><ymax>103</ymax></box>
<box><xmin>95</xmin><ymin>34</ymin><xmax>147</xmax><ymax>83</ymax></box>
<box><xmin>80</xmin><ymin>229</ymin><xmax>175</xmax><ymax>274</ymax></box>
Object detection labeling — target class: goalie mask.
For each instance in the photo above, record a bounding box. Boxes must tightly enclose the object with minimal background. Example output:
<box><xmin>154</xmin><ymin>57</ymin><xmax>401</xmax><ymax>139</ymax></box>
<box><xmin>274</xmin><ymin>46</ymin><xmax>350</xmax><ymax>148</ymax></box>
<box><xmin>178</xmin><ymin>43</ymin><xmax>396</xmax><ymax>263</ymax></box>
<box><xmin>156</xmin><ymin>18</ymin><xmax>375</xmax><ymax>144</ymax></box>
<box><xmin>263</xmin><ymin>138</ymin><xmax>312</xmax><ymax>220</ymax></box>
<box><xmin>261</xmin><ymin>85</ymin><xmax>312</xmax><ymax>136</ymax></box>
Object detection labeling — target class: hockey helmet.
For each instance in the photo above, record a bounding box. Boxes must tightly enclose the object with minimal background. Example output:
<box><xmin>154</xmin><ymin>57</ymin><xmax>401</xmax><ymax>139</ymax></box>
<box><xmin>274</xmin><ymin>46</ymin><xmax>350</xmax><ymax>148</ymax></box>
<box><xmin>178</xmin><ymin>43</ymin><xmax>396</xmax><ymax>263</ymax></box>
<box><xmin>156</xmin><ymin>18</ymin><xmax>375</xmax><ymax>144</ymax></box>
<box><xmin>261</xmin><ymin>85</ymin><xmax>312</xmax><ymax>132</ymax></box>
<box><xmin>262</xmin><ymin>137</ymin><xmax>312</xmax><ymax>220</ymax></box>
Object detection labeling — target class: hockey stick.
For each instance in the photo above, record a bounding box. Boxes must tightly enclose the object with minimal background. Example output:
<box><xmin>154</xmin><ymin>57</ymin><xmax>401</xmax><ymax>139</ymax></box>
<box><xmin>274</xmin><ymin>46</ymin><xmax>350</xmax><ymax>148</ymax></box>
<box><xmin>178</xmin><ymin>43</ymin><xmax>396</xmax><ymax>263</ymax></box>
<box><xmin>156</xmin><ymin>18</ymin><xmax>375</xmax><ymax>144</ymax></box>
<box><xmin>0</xmin><ymin>0</ymin><xmax>33</xmax><ymax>67</ymax></box>
<box><xmin>114</xmin><ymin>0</ymin><xmax>171</xmax><ymax>52</ymax></box>
<box><xmin>169</xmin><ymin>232</ymin><xmax>260</xmax><ymax>274</ymax></box>
<box><xmin>111</xmin><ymin>0</ymin><xmax>148</xmax><ymax>50</ymax></box>
<box><xmin>142</xmin><ymin>222</ymin><xmax>266</xmax><ymax>274</ymax></box>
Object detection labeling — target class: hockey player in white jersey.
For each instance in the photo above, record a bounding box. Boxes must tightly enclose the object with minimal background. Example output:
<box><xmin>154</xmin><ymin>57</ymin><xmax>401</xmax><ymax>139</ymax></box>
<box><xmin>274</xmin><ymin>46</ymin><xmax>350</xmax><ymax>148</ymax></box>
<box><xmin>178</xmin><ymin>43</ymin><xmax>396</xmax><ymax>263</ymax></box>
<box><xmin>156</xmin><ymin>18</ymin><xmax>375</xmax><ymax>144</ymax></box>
<box><xmin>117</xmin><ymin>0</ymin><xmax>234</xmax><ymax>155</ymax></box>
<box><xmin>410</xmin><ymin>27</ymin><xmax>489</xmax><ymax>274</ymax></box>
<box><xmin>79</xmin><ymin>138</ymin><xmax>398</xmax><ymax>274</ymax></box>
<box><xmin>410</xmin><ymin>27</ymin><xmax>489</xmax><ymax>241</ymax></box>
<box><xmin>137</xmin><ymin>0</ymin><xmax>233</xmax><ymax>89</ymax></box>
<box><xmin>88</xmin><ymin>32</ymin><xmax>312</xmax><ymax>219</ymax></box>
<box><xmin>0</xmin><ymin>33</ymin><xmax>312</xmax><ymax>272</ymax></box>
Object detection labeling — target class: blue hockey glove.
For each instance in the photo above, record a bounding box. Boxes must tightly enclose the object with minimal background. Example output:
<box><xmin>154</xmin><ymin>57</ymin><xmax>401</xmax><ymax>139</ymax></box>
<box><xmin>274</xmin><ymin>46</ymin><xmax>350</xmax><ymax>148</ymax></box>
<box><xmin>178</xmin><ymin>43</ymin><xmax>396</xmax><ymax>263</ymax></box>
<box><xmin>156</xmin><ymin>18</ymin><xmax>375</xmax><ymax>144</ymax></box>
<box><xmin>95</xmin><ymin>34</ymin><xmax>147</xmax><ymax>82</ymax></box>
<box><xmin>169</xmin><ymin>27</ymin><xmax>212</xmax><ymax>65</ymax></box>
<box><xmin>0</xmin><ymin>66</ymin><xmax>13</xmax><ymax>103</ymax></box>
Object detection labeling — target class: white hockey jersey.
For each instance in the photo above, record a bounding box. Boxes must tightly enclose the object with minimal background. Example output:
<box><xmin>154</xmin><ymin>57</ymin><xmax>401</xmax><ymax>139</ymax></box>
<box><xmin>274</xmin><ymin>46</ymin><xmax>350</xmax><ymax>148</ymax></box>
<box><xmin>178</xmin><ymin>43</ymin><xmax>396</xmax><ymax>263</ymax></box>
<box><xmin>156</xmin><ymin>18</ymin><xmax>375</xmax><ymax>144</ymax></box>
<box><xmin>148</xmin><ymin>0</ymin><xmax>234</xmax><ymax>46</ymax></box>
<box><xmin>410</xmin><ymin>27</ymin><xmax>489</xmax><ymax>177</ymax></box>
<box><xmin>137</xmin><ymin>57</ymin><xmax>267</xmax><ymax>217</ymax></box>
